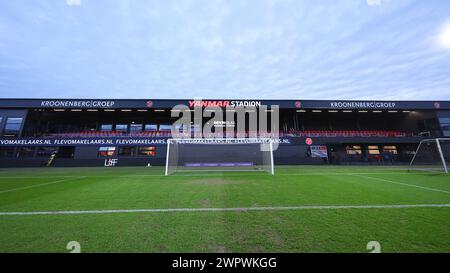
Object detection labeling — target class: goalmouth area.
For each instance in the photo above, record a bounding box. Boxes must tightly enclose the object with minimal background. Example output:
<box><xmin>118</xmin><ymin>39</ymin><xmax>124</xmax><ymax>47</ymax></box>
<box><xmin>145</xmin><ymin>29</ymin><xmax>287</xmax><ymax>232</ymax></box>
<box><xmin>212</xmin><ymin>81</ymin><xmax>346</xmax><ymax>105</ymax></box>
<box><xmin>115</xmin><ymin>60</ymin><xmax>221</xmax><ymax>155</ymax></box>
<box><xmin>0</xmin><ymin>165</ymin><xmax>449</xmax><ymax>253</ymax></box>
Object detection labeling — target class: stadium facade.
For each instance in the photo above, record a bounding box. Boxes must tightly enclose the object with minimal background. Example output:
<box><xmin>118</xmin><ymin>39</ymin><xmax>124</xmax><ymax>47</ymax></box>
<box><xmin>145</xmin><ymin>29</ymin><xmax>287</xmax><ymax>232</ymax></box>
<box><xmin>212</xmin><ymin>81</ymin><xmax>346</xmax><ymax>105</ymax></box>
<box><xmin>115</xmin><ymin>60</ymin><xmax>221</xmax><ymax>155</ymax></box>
<box><xmin>0</xmin><ymin>98</ymin><xmax>449</xmax><ymax>168</ymax></box>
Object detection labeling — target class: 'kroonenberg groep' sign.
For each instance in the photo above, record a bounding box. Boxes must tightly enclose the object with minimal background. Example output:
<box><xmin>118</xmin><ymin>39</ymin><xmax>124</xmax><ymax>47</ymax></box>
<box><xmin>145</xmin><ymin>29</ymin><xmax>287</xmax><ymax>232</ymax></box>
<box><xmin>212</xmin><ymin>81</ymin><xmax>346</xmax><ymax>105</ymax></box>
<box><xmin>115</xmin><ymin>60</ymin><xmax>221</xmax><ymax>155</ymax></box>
<box><xmin>40</xmin><ymin>100</ymin><xmax>116</xmax><ymax>108</ymax></box>
<box><xmin>329</xmin><ymin>101</ymin><xmax>396</xmax><ymax>109</ymax></box>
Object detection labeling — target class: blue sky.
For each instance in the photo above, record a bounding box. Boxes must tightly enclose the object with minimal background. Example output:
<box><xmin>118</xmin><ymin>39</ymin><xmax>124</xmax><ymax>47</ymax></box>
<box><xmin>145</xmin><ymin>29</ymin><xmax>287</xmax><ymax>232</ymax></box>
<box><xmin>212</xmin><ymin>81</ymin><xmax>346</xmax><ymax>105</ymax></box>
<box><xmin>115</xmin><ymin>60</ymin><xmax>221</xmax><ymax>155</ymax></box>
<box><xmin>1</xmin><ymin>0</ymin><xmax>450</xmax><ymax>100</ymax></box>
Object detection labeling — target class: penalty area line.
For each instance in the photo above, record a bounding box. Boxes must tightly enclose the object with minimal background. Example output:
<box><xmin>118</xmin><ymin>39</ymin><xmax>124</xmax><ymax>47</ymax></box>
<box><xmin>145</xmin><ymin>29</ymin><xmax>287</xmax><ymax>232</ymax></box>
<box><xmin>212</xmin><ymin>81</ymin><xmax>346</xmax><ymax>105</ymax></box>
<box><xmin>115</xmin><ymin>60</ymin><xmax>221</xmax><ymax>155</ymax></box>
<box><xmin>350</xmin><ymin>174</ymin><xmax>450</xmax><ymax>194</ymax></box>
<box><xmin>0</xmin><ymin>204</ymin><xmax>449</xmax><ymax>216</ymax></box>
<box><xmin>0</xmin><ymin>177</ymin><xmax>87</xmax><ymax>194</ymax></box>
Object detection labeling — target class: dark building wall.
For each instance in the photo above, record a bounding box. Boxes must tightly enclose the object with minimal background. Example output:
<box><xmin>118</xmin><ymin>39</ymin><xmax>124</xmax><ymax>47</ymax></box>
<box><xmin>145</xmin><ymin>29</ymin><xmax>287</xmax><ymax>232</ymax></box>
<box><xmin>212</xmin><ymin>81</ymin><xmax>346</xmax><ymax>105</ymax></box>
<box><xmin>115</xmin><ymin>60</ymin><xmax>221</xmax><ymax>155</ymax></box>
<box><xmin>0</xmin><ymin>142</ymin><xmax>417</xmax><ymax>168</ymax></box>
<box><xmin>74</xmin><ymin>146</ymin><xmax>99</xmax><ymax>159</ymax></box>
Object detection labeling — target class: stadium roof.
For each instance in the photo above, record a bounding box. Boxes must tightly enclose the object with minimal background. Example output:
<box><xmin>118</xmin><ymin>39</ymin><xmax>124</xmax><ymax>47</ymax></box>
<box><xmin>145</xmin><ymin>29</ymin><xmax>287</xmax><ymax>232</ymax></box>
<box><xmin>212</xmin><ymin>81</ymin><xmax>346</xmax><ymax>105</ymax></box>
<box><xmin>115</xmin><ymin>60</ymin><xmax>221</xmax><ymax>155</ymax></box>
<box><xmin>0</xmin><ymin>98</ymin><xmax>449</xmax><ymax>110</ymax></box>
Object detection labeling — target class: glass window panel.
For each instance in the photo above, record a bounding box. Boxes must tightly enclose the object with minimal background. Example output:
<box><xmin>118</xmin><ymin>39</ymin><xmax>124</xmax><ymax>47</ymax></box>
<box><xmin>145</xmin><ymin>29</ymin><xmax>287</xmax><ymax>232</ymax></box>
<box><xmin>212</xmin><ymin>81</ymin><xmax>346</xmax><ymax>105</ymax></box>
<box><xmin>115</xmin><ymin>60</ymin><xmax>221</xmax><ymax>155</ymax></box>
<box><xmin>3</xmin><ymin>117</ymin><xmax>23</xmax><ymax>136</ymax></box>
<box><xmin>100</xmin><ymin>124</ymin><xmax>113</xmax><ymax>131</ymax></box>
<box><xmin>159</xmin><ymin>125</ymin><xmax>172</xmax><ymax>131</ymax></box>
<box><xmin>115</xmin><ymin>124</ymin><xmax>128</xmax><ymax>132</ymax></box>
<box><xmin>438</xmin><ymin>117</ymin><xmax>450</xmax><ymax>123</ymax></box>
<box><xmin>130</xmin><ymin>124</ymin><xmax>142</xmax><ymax>132</ymax></box>
<box><xmin>144</xmin><ymin>124</ymin><xmax>158</xmax><ymax>131</ymax></box>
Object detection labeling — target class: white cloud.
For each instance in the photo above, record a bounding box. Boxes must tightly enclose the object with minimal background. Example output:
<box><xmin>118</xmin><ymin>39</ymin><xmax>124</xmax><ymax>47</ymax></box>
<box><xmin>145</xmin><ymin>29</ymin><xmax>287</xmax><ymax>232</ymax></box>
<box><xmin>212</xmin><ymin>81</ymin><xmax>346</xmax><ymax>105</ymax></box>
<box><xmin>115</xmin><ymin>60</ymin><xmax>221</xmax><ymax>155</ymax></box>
<box><xmin>437</xmin><ymin>20</ymin><xmax>450</xmax><ymax>49</ymax></box>
<box><xmin>199</xmin><ymin>36</ymin><xmax>224</xmax><ymax>51</ymax></box>
<box><xmin>367</xmin><ymin>0</ymin><xmax>381</xmax><ymax>6</ymax></box>
<box><xmin>66</xmin><ymin>0</ymin><xmax>81</xmax><ymax>6</ymax></box>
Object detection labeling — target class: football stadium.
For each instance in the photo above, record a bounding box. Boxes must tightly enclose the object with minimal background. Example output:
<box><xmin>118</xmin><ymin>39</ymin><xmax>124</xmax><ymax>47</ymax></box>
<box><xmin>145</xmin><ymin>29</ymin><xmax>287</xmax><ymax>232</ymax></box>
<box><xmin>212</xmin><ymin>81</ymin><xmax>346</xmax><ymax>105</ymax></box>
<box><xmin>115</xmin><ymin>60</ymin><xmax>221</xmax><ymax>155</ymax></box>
<box><xmin>0</xmin><ymin>98</ymin><xmax>449</xmax><ymax>253</ymax></box>
<box><xmin>2</xmin><ymin>1</ymin><xmax>450</xmax><ymax>262</ymax></box>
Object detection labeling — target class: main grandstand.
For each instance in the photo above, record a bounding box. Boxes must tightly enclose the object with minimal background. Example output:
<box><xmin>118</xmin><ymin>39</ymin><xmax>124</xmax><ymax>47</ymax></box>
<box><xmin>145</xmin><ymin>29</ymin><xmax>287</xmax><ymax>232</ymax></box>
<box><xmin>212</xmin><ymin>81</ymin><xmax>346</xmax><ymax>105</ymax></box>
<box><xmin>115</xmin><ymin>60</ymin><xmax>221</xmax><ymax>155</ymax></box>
<box><xmin>0</xmin><ymin>98</ymin><xmax>449</xmax><ymax>168</ymax></box>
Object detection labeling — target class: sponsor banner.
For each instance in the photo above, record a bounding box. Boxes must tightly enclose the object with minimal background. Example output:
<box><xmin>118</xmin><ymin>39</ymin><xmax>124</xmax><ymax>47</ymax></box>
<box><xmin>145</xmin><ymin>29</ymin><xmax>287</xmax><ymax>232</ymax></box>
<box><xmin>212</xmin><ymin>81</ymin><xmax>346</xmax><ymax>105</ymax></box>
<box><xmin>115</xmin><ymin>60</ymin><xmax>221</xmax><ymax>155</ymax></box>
<box><xmin>0</xmin><ymin>137</ymin><xmax>167</xmax><ymax>147</ymax></box>
<box><xmin>0</xmin><ymin>99</ymin><xmax>165</xmax><ymax>109</ymax></box>
<box><xmin>296</xmin><ymin>100</ymin><xmax>450</xmax><ymax>110</ymax></box>
<box><xmin>104</xmin><ymin>158</ymin><xmax>118</xmax><ymax>167</ymax></box>
<box><xmin>0</xmin><ymin>137</ymin><xmax>292</xmax><ymax>147</ymax></box>
<box><xmin>172</xmin><ymin>138</ymin><xmax>289</xmax><ymax>145</ymax></box>
<box><xmin>329</xmin><ymin>101</ymin><xmax>396</xmax><ymax>109</ymax></box>
<box><xmin>310</xmin><ymin>145</ymin><xmax>328</xmax><ymax>158</ymax></box>
<box><xmin>40</xmin><ymin>100</ymin><xmax>116</xmax><ymax>108</ymax></box>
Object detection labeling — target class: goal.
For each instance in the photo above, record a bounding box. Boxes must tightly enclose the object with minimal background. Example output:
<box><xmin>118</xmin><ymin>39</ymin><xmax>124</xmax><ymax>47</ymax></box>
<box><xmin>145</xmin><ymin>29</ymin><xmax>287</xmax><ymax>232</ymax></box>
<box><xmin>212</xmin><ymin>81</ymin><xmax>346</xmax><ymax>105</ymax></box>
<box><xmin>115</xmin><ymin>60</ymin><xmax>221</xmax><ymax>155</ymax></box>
<box><xmin>409</xmin><ymin>138</ymin><xmax>449</xmax><ymax>174</ymax></box>
<box><xmin>165</xmin><ymin>138</ymin><xmax>275</xmax><ymax>176</ymax></box>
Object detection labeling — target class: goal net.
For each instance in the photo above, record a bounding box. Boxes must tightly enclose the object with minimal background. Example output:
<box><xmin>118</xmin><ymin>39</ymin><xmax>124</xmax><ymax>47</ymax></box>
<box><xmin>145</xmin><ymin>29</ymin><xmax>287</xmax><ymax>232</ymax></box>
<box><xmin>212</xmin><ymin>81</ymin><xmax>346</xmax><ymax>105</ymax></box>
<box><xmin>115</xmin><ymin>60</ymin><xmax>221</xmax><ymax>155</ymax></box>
<box><xmin>409</xmin><ymin>138</ymin><xmax>449</xmax><ymax>174</ymax></box>
<box><xmin>165</xmin><ymin>138</ymin><xmax>275</xmax><ymax>176</ymax></box>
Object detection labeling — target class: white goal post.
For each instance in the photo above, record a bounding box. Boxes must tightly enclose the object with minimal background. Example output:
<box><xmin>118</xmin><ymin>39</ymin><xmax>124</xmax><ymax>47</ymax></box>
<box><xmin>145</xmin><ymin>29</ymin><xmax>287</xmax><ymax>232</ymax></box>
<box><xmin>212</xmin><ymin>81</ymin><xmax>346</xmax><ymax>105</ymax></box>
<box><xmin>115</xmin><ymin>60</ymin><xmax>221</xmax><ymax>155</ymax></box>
<box><xmin>409</xmin><ymin>138</ymin><xmax>449</xmax><ymax>174</ymax></box>
<box><xmin>165</xmin><ymin>138</ymin><xmax>275</xmax><ymax>176</ymax></box>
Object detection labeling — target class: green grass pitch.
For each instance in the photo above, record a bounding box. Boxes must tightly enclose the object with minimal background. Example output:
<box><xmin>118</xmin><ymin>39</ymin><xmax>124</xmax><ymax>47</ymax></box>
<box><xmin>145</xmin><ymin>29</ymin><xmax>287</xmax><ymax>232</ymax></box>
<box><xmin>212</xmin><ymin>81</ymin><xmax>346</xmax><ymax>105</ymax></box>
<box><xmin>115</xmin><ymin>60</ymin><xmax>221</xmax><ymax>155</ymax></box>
<box><xmin>0</xmin><ymin>166</ymin><xmax>449</xmax><ymax>253</ymax></box>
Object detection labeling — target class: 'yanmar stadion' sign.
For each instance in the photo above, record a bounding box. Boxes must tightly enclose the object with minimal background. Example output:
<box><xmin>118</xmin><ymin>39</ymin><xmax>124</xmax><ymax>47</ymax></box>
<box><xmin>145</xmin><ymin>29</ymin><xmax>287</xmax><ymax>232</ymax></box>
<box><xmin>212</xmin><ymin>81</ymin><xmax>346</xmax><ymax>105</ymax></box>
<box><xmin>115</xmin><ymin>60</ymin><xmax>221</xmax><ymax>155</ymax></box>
<box><xmin>188</xmin><ymin>100</ymin><xmax>262</xmax><ymax>107</ymax></box>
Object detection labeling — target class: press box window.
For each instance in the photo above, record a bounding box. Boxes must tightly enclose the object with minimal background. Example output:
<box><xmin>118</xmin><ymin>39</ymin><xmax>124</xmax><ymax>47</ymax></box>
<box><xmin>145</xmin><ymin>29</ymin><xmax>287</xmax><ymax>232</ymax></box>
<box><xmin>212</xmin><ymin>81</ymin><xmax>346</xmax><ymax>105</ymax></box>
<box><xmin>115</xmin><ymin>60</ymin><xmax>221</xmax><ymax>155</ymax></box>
<box><xmin>98</xmin><ymin>147</ymin><xmax>116</xmax><ymax>157</ymax></box>
<box><xmin>138</xmin><ymin>146</ymin><xmax>156</xmax><ymax>156</ymax></box>
<box><xmin>3</xmin><ymin>118</ymin><xmax>23</xmax><ymax>137</ymax></box>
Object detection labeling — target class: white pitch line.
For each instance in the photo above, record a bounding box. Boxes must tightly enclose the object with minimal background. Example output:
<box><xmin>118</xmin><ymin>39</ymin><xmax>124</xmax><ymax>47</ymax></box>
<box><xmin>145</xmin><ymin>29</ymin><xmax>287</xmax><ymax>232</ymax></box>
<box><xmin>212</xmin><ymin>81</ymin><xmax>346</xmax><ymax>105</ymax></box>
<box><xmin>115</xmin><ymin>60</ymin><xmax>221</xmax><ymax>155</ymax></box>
<box><xmin>350</xmin><ymin>174</ymin><xmax>450</xmax><ymax>194</ymax></box>
<box><xmin>0</xmin><ymin>177</ymin><xmax>87</xmax><ymax>194</ymax></box>
<box><xmin>0</xmin><ymin>204</ymin><xmax>449</xmax><ymax>216</ymax></box>
<box><xmin>0</xmin><ymin>176</ymin><xmax>88</xmax><ymax>179</ymax></box>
